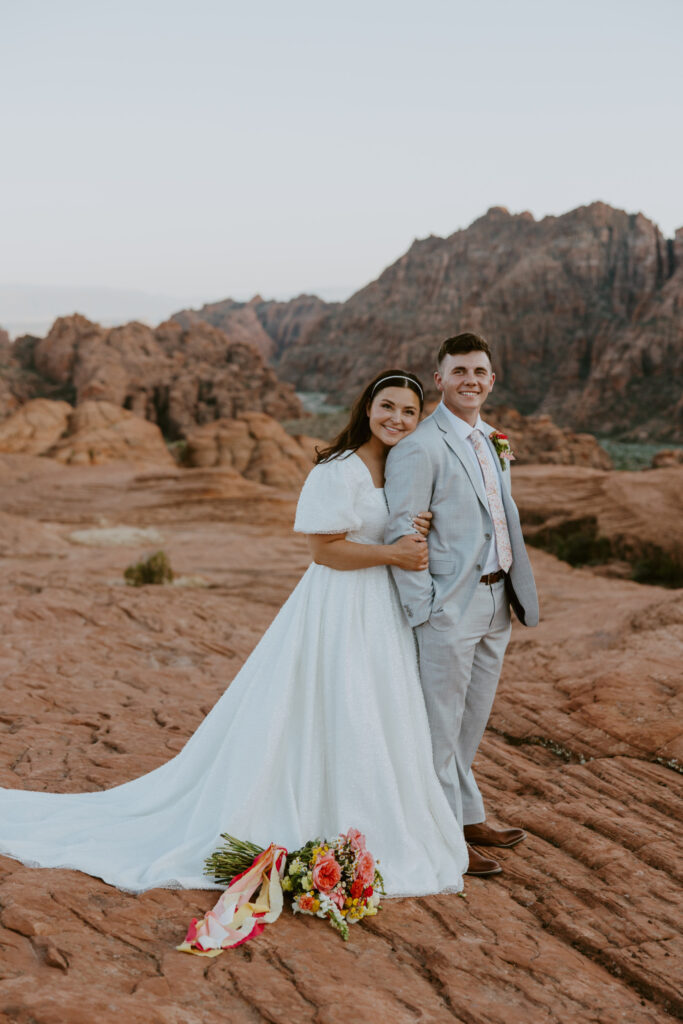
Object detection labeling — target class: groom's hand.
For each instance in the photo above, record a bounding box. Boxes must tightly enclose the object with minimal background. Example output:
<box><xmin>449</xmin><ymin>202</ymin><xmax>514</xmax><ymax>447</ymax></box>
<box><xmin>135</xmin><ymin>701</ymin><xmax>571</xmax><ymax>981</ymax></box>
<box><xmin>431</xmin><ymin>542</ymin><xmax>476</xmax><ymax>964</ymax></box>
<box><xmin>388</xmin><ymin>534</ymin><xmax>429</xmax><ymax>572</ymax></box>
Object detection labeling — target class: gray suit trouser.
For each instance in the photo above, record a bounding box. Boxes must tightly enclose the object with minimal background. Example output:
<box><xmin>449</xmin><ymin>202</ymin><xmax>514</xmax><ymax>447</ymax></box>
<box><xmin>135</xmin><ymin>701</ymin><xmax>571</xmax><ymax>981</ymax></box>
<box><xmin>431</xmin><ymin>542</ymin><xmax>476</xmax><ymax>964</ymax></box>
<box><xmin>415</xmin><ymin>578</ymin><xmax>511</xmax><ymax>827</ymax></box>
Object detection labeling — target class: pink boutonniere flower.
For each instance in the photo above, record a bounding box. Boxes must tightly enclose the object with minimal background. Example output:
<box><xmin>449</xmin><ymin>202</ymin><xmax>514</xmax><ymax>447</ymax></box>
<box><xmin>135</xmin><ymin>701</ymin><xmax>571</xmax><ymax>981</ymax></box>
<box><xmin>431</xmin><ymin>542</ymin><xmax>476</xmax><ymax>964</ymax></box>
<box><xmin>489</xmin><ymin>430</ymin><xmax>515</xmax><ymax>472</ymax></box>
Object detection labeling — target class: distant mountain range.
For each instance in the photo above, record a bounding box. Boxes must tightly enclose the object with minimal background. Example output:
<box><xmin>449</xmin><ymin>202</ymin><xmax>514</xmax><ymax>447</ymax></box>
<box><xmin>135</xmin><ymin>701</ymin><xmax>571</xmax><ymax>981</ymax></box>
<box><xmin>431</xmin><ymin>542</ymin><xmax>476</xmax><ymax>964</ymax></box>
<box><xmin>173</xmin><ymin>203</ymin><xmax>683</xmax><ymax>442</ymax></box>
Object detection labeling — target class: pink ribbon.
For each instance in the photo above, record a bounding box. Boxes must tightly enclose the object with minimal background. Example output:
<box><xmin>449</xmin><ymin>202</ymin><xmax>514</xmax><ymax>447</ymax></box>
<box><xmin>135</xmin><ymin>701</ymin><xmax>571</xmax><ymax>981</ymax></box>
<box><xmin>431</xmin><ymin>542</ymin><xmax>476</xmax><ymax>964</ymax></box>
<box><xmin>177</xmin><ymin>844</ymin><xmax>287</xmax><ymax>956</ymax></box>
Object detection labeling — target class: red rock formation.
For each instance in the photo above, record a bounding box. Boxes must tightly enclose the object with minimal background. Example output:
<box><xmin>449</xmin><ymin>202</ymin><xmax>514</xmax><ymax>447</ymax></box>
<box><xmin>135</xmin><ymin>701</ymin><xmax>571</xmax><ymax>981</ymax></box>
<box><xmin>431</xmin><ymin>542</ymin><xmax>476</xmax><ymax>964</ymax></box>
<box><xmin>266</xmin><ymin>203</ymin><xmax>681</xmax><ymax>441</ymax></box>
<box><xmin>652</xmin><ymin>448</ymin><xmax>683</xmax><ymax>467</ymax></box>
<box><xmin>173</xmin><ymin>293</ymin><xmax>334</xmax><ymax>363</ymax></box>
<box><xmin>185</xmin><ymin>411</ymin><xmax>318</xmax><ymax>488</ymax></box>
<box><xmin>50</xmin><ymin>401</ymin><xmax>175</xmax><ymax>467</ymax></box>
<box><xmin>2</xmin><ymin>314</ymin><xmax>302</xmax><ymax>439</ymax></box>
<box><xmin>0</xmin><ymin>398</ymin><xmax>72</xmax><ymax>455</ymax></box>
<box><xmin>0</xmin><ymin>457</ymin><xmax>680</xmax><ymax>1021</ymax></box>
<box><xmin>487</xmin><ymin>406</ymin><xmax>613</xmax><ymax>469</ymax></box>
<box><xmin>0</xmin><ymin>399</ymin><xmax>174</xmax><ymax>466</ymax></box>
<box><xmin>513</xmin><ymin>463</ymin><xmax>683</xmax><ymax>582</ymax></box>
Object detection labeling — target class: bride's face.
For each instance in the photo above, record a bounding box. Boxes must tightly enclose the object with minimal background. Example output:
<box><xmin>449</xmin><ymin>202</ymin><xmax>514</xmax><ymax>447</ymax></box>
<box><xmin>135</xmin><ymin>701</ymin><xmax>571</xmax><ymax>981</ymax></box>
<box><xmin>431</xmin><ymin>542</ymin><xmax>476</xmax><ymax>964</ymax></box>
<box><xmin>367</xmin><ymin>386</ymin><xmax>421</xmax><ymax>447</ymax></box>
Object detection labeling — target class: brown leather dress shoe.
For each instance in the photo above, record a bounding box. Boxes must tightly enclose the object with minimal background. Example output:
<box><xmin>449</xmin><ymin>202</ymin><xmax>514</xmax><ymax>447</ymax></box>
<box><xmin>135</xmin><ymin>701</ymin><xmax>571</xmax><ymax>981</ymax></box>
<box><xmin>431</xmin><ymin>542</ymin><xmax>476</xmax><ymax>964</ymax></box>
<box><xmin>465</xmin><ymin>844</ymin><xmax>502</xmax><ymax>876</ymax></box>
<box><xmin>464</xmin><ymin>822</ymin><xmax>526</xmax><ymax>848</ymax></box>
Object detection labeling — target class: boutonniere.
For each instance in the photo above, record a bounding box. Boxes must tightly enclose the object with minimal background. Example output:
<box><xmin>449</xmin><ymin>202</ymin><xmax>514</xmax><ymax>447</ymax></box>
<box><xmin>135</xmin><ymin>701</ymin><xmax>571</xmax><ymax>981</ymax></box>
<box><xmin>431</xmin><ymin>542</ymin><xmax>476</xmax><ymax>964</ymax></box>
<box><xmin>488</xmin><ymin>430</ymin><xmax>515</xmax><ymax>472</ymax></box>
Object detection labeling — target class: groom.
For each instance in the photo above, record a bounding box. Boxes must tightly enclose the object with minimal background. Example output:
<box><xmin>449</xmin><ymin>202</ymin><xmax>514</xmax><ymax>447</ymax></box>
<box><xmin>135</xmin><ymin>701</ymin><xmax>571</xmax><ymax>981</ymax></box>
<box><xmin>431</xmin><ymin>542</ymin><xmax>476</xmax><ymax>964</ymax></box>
<box><xmin>384</xmin><ymin>333</ymin><xmax>539</xmax><ymax>877</ymax></box>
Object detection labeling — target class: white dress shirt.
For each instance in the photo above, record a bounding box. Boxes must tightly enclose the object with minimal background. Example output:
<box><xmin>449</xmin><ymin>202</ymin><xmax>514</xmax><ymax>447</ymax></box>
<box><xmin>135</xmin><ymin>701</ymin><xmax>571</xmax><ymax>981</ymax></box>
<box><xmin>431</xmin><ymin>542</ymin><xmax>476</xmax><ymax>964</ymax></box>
<box><xmin>439</xmin><ymin>402</ymin><xmax>502</xmax><ymax>574</ymax></box>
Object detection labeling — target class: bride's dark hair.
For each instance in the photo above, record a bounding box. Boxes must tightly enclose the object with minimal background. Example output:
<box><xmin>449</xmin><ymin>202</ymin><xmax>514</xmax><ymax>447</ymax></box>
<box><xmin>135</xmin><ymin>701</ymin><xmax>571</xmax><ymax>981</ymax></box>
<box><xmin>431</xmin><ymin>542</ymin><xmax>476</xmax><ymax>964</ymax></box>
<box><xmin>314</xmin><ymin>369</ymin><xmax>424</xmax><ymax>465</ymax></box>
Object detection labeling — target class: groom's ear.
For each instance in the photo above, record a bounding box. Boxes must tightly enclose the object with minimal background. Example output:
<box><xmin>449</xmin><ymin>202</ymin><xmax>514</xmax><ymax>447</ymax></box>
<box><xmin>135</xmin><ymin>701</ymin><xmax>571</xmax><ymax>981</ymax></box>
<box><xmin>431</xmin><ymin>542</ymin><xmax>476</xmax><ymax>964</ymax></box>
<box><xmin>434</xmin><ymin>369</ymin><xmax>444</xmax><ymax>393</ymax></box>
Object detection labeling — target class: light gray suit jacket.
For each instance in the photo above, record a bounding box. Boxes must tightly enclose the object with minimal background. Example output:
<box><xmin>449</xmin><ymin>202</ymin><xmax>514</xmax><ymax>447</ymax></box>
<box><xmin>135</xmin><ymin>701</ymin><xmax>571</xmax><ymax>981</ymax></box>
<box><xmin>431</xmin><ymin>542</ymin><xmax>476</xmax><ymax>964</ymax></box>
<box><xmin>384</xmin><ymin>404</ymin><xmax>539</xmax><ymax>631</ymax></box>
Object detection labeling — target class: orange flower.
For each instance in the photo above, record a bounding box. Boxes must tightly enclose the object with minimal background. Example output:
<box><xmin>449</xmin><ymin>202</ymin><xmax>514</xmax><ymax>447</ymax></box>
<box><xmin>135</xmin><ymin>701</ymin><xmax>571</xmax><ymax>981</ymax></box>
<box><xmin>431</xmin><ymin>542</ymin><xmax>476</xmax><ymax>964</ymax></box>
<box><xmin>312</xmin><ymin>852</ymin><xmax>341</xmax><ymax>894</ymax></box>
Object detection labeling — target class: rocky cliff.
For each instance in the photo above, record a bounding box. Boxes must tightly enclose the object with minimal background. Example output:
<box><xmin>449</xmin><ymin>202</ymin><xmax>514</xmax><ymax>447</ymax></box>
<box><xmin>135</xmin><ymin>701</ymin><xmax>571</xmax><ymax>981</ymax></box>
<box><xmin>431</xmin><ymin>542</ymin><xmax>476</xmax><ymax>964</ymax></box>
<box><xmin>173</xmin><ymin>293</ymin><xmax>334</xmax><ymax>363</ymax></box>
<box><xmin>276</xmin><ymin>204</ymin><xmax>682</xmax><ymax>440</ymax></box>
<box><xmin>177</xmin><ymin>203</ymin><xmax>682</xmax><ymax>441</ymax></box>
<box><xmin>1</xmin><ymin>314</ymin><xmax>302</xmax><ymax>439</ymax></box>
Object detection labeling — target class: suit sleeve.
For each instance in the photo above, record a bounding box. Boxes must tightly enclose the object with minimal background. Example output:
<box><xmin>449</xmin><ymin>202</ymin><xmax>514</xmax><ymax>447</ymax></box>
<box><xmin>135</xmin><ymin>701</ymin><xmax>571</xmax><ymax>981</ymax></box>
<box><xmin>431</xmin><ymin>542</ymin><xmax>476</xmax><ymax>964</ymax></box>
<box><xmin>384</xmin><ymin>437</ymin><xmax>435</xmax><ymax>628</ymax></box>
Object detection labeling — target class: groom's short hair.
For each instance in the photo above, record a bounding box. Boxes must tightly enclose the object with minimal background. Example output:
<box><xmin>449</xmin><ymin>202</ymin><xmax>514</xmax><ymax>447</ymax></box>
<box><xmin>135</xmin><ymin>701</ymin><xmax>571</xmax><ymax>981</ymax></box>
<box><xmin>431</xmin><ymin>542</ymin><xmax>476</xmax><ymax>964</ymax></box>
<box><xmin>437</xmin><ymin>332</ymin><xmax>492</xmax><ymax>367</ymax></box>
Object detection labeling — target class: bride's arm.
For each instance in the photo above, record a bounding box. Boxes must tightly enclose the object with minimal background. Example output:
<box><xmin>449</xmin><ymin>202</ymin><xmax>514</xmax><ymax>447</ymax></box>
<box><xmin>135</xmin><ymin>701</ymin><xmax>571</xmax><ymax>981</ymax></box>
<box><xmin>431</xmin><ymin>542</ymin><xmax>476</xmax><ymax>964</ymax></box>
<box><xmin>307</xmin><ymin>532</ymin><xmax>428</xmax><ymax>571</ymax></box>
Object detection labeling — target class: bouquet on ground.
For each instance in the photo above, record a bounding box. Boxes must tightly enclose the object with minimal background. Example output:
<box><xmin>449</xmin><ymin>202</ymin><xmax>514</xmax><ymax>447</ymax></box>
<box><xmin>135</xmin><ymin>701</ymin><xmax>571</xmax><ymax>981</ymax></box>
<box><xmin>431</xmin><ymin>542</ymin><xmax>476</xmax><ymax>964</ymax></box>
<box><xmin>177</xmin><ymin>828</ymin><xmax>384</xmax><ymax>956</ymax></box>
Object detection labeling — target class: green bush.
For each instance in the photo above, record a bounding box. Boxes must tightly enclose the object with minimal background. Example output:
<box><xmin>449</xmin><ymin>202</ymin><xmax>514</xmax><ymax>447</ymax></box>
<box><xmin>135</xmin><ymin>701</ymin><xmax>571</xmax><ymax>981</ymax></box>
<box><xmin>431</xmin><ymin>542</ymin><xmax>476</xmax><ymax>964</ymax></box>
<box><xmin>528</xmin><ymin>516</ymin><xmax>612</xmax><ymax>567</ymax></box>
<box><xmin>631</xmin><ymin>549</ymin><xmax>683</xmax><ymax>588</ymax></box>
<box><xmin>124</xmin><ymin>550</ymin><xmax>174</xmax><ymax>587</ymax></box>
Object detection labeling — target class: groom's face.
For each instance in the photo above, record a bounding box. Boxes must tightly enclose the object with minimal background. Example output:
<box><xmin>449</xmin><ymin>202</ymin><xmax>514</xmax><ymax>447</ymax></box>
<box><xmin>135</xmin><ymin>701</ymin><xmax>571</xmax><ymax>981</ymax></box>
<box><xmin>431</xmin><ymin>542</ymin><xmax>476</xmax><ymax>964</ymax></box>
<box><xmin>435</xmin><ymin>350</ymin><xmax>494</xmax><ymax>424</ymax></box>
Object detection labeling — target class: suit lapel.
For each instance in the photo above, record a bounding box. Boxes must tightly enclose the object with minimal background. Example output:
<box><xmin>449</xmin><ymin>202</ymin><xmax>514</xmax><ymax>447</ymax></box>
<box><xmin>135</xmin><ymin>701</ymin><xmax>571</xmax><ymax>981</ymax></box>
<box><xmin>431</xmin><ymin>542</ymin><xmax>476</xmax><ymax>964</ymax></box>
<box><xmin>433</xmin><ymin>405</ymin><xmax>489</xmax><ymax>511</ymax></box>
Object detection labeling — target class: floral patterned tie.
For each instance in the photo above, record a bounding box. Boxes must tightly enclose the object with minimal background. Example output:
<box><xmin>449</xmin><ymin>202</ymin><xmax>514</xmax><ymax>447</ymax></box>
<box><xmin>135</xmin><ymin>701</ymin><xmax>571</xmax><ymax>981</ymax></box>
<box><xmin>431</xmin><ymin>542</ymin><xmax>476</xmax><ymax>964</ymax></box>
<box><xmin>469</xmin><ymin>429</ymin><xmax>513</xmax><ymax>572</ymax></box>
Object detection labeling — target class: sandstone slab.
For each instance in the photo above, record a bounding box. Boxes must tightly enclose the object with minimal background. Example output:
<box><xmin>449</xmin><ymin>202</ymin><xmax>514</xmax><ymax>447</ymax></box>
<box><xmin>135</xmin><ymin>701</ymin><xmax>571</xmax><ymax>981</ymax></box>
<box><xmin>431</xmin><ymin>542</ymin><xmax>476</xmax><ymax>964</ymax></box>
<box><xmin>0</xmin><ymin>459</ymin><xmax>679</xmax><ymax>1023</ymax></box>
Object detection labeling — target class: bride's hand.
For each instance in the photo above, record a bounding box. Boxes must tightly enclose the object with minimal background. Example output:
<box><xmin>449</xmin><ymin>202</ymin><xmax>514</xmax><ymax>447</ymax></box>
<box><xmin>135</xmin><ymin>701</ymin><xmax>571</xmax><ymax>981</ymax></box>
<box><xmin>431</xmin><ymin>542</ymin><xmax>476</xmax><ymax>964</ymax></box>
<box><xmin>389</xmin><ymin>534</ymin><xmax>429</xmax><ymax>571</ymax></box>
<box><xmin>412</xmin><ymin>510</ymin><xmax>432</xmax><ymax>537</ymax></box>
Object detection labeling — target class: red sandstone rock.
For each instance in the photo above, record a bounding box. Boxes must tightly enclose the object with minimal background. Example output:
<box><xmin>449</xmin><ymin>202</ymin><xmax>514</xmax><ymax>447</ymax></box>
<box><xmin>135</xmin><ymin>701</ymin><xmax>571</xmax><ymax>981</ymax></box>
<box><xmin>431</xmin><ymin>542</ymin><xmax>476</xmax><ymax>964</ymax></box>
<box><xmin>492</xmin><ymin>409</ymin><xmax>613</xmax><ymax>469</ymax></box>
<box><xmin>2</xmin><ymin>314</ymin><xmax>302</xmax><ymax>439</ymax></box>
<box><xmin>512</xmin><ymin>463</ymin><xmax>683</xmax><ymax>584</ymax></box>
<box><xmin>173</xmin><ymin>293</ymin><xmax>334</xmax><ymax>363</ymax></box>
<box><xmin>422</xmin><ymin>402</ymin><xmax>614</xmax><ymax>469</ymax></box>
<box><xmin>49</xmin><ymin>401</ymin><xmax>175</xmax><ymax>467</ymax></box>
<box><xmin>0</xmin><ymin>398</ymin><xmax>72</xmax><ymax>455</ymax></box>
<box><xmin>264</xmin><ymin>202</ymin><xmax>682</xmax><ymax>442</ymax></box>
<box><xmin>0</xmin><ymin>457</ymin><xmax>680</xmax><ymax>1022</ymax></box>
<box><xmin>651</xmin><ymin>448</ymin><xmax>683</xmax><ymax>468</ymax></box>
<box><xmin>0</xmin><ymin>400</ymin><xmax>174</xmax><ymax>467</ymax></box>
<box><xmin>185</xmin><ymin>411</ymin><xmax>318</xmax><ymax>487</ymax></box>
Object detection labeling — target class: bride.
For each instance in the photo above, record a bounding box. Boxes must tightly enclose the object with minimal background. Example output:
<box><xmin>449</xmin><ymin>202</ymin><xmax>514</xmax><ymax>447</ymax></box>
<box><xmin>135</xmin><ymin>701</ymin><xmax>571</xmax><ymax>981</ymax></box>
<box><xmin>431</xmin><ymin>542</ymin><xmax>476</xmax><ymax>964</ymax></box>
<box><xmin>0</xmin><ymin>370</ymin><xmax>467</xmax><ymax>897</ymax></box>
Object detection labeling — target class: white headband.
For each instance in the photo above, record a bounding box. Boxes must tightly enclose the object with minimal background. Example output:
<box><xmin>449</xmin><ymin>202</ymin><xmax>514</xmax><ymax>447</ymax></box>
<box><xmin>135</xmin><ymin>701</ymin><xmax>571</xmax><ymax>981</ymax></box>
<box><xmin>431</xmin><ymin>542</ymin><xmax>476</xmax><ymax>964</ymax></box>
<box><xmin>370</xmin><ymin>375</ymin><xmax>423</xmax><ymax>400</ymax></box>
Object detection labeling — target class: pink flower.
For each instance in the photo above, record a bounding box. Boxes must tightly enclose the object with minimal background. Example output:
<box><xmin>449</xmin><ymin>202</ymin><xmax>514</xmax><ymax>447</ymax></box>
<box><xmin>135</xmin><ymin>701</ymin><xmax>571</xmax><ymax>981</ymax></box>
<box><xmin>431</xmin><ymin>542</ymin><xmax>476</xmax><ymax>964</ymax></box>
<box><xmin>344</xmin><ymin>828</ymin><xmax>367</xmax><ymax>855</ymax></box>
<box><xmin>355</xmin><ymin>850</ymin><xmax>375</xmax><ymax>888</ymax></box>
<box><xmin>330</xmin><ymin>890</ymin><xmax>346</xmax><ymax>908</ymax></box>
<box><xmin>312</xmin><ymin>852</ymin><xmax>341</xmax><ymax>894</ymax></box>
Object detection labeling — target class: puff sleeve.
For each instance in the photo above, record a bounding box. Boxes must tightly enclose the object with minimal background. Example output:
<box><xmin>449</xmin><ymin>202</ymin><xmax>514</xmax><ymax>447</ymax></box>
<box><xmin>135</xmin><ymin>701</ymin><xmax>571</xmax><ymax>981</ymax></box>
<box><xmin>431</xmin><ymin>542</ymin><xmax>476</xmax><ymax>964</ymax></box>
<box><xmin>294</xmin><ymin>456</ymin><xmax>363</xmax><ymax>535</ymax></box>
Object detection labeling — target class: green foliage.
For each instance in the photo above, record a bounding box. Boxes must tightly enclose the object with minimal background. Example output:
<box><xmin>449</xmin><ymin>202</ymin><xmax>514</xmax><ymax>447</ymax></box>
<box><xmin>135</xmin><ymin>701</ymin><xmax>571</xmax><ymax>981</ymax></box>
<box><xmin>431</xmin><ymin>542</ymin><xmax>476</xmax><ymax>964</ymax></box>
<box><xmin>528</xmin><ymin>516</ymin><xmax>612</xmax><ymax>567</ymax></box>
<box><xmin>597</xmin><ymin>438</ymin><xmax>680</xmax><ymax>471</ymax></box>
<box><xmin>529</xmin><ymin>518</ymin><xmax>683</xmax><ymax>589</ymax></box>
<box><xmin>123</xmin><ymin>550</ymin><xmax>174</xmax><ymax>587</ymax></box>
<box><xmin>631</xmin><ymin>548</ymin><xmax>683</xmax><ymax>589</ymax></box>
<box><xmin>204</xmin><ymin>833</ymin><xmax>266</xmax><ymax>888</ymax></box>
<box><xmin>166</xmin><ymin>439</ymin><xmax>189</xmax><ymax>465</ymax></box>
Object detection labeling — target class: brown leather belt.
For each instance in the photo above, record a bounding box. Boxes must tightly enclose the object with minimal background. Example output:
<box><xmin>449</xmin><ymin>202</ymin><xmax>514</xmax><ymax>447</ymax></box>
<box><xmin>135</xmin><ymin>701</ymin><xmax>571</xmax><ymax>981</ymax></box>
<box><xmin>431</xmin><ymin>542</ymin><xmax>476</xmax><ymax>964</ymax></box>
<box><xmin>479</xmin><ymin>569</ymin><xmax>506</xmax><ymax>585</ymax></box>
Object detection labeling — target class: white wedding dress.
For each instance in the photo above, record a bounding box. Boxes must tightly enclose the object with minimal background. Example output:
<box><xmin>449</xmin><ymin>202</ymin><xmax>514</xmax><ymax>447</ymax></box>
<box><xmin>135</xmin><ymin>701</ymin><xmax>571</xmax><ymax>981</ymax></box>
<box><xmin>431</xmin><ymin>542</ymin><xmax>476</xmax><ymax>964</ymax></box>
<box><xmin>0</xmin><ymin>453</ymin><xmax>467</xmax><ymax>896</ymax></box>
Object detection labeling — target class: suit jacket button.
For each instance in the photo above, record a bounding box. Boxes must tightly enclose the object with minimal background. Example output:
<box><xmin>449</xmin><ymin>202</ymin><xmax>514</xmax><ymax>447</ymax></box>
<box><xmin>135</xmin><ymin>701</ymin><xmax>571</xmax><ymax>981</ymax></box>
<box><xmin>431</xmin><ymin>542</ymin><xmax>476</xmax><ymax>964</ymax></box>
<box><xmin>476</xmin><ymin>564</ymin><xmax>482</xmax><ymax>571</ymax></box>
<box><xmin>485</xmin><ymin>533</ymin><xmax>491</xmax><ymax>540</ymax></box>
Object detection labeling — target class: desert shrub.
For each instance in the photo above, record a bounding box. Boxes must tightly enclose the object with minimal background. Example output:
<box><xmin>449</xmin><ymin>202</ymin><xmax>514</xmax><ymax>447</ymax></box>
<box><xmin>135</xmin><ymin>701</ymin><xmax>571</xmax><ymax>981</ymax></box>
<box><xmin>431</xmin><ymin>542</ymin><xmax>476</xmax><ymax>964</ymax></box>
<box><xmin>124</xmin><ymin>550</ymin><xmax>174</xmax><ymax>587</ymax></box>
<box><xmin>528</xmin><ymin>516</ymin><xmax>612</xmax><ymax>566</ymax></box>
<box><xmin>631</xmin><ymin>548</ymin><xmax>683</xmax><ymax>588</ymax></box>
<box><xmin>166</xmin><ymin>439</ymin><xmax>189</xmax><ymax>465</ymax></box>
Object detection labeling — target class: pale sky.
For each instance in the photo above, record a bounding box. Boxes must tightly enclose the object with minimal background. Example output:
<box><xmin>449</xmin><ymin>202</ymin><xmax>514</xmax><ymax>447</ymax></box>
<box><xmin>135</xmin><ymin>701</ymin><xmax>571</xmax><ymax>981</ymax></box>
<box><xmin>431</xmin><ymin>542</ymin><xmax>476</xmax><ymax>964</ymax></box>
<box><xmin>1</xmin><ymin>0</ymin><xmax>681</xmax><ymax>318</ymax></box>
